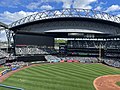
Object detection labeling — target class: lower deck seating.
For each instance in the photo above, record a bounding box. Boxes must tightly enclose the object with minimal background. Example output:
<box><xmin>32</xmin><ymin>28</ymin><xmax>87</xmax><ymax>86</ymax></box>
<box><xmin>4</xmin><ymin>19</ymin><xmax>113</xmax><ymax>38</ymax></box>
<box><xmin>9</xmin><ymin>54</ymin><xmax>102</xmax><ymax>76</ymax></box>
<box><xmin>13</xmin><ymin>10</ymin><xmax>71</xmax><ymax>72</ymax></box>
<box><xmin>45</xmin><ymin>55</ymin><xmax>99</xmax><ymax>63</ymax></box>
<box><xmin>103</xmin><ymin>59</ymin><xmax>120</xmax><ymax>68</ymax></box>
<box><xmin>16</xmin><ymin>47</ymin><xmax>57</xmax><ymax>55</ymax></box>
<box><xmin>45</xmin><ymin>55</ymin><xmax>61</xmax><ymax>62</ymax></box>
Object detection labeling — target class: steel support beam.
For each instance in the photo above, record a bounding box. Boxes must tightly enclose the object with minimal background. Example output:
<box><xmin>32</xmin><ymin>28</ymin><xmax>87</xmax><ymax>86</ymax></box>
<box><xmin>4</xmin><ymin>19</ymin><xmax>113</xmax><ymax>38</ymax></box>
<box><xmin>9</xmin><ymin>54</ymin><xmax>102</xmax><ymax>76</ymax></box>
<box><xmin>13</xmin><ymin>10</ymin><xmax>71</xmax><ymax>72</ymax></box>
<box><xmin>5</xmin><ymin>29</ymin><xmax>13</xmax><ymax>49</ymax></box>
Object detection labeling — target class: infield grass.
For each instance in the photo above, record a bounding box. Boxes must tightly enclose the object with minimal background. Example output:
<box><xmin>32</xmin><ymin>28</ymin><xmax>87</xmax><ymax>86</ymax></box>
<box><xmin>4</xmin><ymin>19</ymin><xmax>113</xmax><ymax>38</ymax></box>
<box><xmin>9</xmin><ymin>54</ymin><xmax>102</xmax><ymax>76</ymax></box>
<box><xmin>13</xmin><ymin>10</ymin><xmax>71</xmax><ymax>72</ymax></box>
<box><xmin>1</xmin><ymin>63</ymin><xmax>120</xmax><ymax>90</ymax></box>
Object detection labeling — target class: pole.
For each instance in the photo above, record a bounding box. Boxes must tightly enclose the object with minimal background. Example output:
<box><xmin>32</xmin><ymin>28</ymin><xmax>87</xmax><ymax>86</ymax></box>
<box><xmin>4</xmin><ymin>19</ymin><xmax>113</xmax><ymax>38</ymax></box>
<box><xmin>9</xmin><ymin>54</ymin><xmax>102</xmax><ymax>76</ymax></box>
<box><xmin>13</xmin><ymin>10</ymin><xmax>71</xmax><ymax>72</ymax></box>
<box><xmin>99</xmin><ymin>44</ymin><xmax>101</xmax><ymax>62</ymax></box>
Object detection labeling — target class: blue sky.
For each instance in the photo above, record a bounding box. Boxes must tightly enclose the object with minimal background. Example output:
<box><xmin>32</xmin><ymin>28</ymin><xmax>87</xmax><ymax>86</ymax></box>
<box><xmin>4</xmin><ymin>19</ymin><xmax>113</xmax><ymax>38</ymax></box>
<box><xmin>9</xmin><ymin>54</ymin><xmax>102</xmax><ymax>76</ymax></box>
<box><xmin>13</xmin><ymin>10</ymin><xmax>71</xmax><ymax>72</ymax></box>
<box><xmin>0</xmin><ymin>0</ymin><xmax>120</xmax><ymax>24</ymax></box>
<box><xmin>0</xmin><ymin>0</ymin><xmax>120</xmax><ymax>41</ymax></box>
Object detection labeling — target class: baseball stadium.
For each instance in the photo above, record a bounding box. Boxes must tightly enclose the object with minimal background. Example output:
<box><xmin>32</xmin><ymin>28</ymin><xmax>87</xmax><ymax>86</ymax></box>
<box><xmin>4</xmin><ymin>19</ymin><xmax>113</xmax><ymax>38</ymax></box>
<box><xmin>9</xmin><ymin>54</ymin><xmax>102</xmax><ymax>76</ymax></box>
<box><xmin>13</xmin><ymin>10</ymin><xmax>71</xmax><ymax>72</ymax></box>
<box><xmin>0</xmin><ymin>8</ymin><xmax>120</xmax><ymax>90</ymax></box>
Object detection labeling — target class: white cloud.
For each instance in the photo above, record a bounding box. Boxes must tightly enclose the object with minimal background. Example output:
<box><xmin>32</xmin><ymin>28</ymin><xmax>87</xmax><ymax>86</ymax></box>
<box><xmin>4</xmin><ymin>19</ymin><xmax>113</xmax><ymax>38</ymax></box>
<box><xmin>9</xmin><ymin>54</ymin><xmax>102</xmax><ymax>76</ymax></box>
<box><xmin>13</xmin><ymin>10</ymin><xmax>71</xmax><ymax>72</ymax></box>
<box><xmin>26</xmin><ymin>0</ymin><xmax>97</xmax><ymax>9</ymax></box>
<box><xmin>53</xmin><ymin>0</ymin><xmax>97</xmax><ymax>9</ymax></box>
<box><xmin>40</xmin><ymin>5</ymin><xmax>53</xmax><ymax>10</ymax></box>
<box><xmin>94</xmin><ymin>1</ymin><xmax>107</xmax><ymax>11</ymax></box>
<box><xmin>105</xmin><ymin>5</ymin><xmax>120</xmax><ymax>12</ymax></box>
<box><xmin>26</xmin><ymin>2</ymin><xmax>40</xmax><ymax>10</ymax></box>
<box><xmin>73</xmin><ymin>0</ymin><xmax>97</xmax><ymax>9</ymax></box>
<box><xmin>0</xmin><ymin>0</ymin><xmax>21</xmax><ymax>8</ymax></box>
<box><xmin>60</xmin><ymin>0</ymin><xmax>73</xmax><ymax>8</ymax></box>
<box><xmin>117</xmin><ymin>14</ymin><xmax>120</xmax><ymax>17</ymax></box>
<box><xmin>0</xmin><ymin>30</ymin><xmax>7</xmax><ymax>41</ymax></box>
<box><xmin>0</xmin><ymin>11</ymin><xmax>37</xmax><ymax>24</ymax></box>
<box><xmin>26</xmin><ymin>0</ymin><xmax>69</xmax><ymax>10</ymax></box>
<box><xmin>95</xmin><ymin>6</ymin><xmax>102</xmax><ymax>11</ymax></box>
<box><xmin>26</xmin><ymin>1</ymin><xmax>54</xmax><ymax>10</ymax></box>
<box><xmin>42</xmin><ymin>0</ymin><xmax>73</xmax><ymax>8</ymax></box>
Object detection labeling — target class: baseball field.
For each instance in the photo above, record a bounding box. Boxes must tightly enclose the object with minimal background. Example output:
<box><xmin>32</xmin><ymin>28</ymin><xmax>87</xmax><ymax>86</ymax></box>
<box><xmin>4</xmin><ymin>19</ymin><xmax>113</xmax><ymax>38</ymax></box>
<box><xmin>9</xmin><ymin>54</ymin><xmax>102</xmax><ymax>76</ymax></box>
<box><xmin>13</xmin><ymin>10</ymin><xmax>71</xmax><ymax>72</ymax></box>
<box><xmin>0</xmin><ymin>63</ymin><xmax>120</xmax><ymax>90</ymax></box>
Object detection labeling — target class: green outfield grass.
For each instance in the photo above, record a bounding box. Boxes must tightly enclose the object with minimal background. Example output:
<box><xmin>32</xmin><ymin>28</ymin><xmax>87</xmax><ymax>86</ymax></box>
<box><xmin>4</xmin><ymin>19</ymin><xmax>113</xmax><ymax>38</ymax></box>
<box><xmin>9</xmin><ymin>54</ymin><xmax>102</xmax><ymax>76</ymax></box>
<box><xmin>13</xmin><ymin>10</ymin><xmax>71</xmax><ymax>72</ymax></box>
<box><xmin>0</xmin><ymin>68</ymin><xmax>3</xmax><ymax>71</ymax></box>
<box><xmin>116</xmin><ymin>82</ymin><xmax>120</xmax><ymax>86</ymax></box>
<box><xmin>1</xmin><ymin>63</ymin><xmax>120</xmax><ymax>90</ymax></box>
<box><xmin>0</xmin><ymin>67</ymin><xmax>4</xmax><ymax>72</ymax></box>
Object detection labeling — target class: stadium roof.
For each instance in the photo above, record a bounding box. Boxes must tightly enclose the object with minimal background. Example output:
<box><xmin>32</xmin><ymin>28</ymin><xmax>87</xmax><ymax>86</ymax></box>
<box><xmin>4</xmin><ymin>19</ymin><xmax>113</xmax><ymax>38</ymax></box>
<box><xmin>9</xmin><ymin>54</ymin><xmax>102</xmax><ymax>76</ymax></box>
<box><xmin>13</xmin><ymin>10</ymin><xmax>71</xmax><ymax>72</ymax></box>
<box><xmin>9</xmin><ymin>8</ymin><xmax>120</xmax><ymax>28</ymax></box>
<box><xmin>0</xmin><ymin>22</ymin><xmax>8</xmax><ymax>30</ymax></box>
